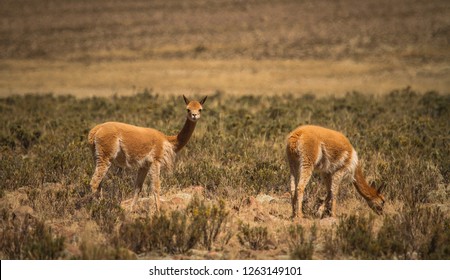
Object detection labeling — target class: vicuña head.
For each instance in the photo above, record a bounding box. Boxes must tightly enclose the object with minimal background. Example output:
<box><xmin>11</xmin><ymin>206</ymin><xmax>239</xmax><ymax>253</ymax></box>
<box><xmin>364</xmin><ymin>181</ymin><xmax>386</xmax><ymax>215</ymax></box>
<box><xmin>184</xmin><ymin>95</ymin><xmax>204</xmax><ymax>122</ymax></box>
<box><xmin>286</xmin><ymin>125</ymin><xmax>385</xmax><ymax>219</ymax></box>
<box><xmin>88</xmin><ymin>95</ymin><xmax>207</xmax><ymax>212</ymax></box>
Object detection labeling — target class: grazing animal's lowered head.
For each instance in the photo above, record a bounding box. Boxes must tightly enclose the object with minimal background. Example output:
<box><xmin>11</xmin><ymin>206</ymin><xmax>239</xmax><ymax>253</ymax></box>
<box><xmin>365</xmin><ymin>182</ymin><xmax>386</xmax><ymax>215</ymax></box>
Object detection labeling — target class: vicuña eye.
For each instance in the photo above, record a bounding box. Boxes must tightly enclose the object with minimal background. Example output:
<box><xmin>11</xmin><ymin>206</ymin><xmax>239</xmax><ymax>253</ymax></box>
<box><xmin>187</xmin><ymin>109</ymin><xmax>191</xmax><ymax>113</ymax></box>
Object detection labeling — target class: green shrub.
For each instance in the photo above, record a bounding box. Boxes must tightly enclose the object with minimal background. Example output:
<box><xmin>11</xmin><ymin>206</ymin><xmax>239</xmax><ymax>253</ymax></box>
<box><xmin>376</xmin><ymin>215</ymin><xmax>409</xmax><ymax>259</ymax></box>
<box><xmin>322</xmin><ymin>228</ymin><xmax>339</xmax><ymax>260</ymax></box>
<box><xmin>335</xmin><ymin>214</ymin><xmax>379</xmax><ymax>259</ymax></box>
<box><xmin>325</xmin><ymin>207</ymin><xmax>450</xmax><ymax>260</ymax></box>
<box><xmin>88</xmin><ymin>198</ymin><xmax>125</xmax><ymax>234</ymax></box>
<box><xmin>119</xmin><ymin>212</ymin><xmax>193</xmax><ymax>255</ymax></box>
<box><xmin>119</xmin><ymin>198</ymin><xmax>230</xmax><ymax>254</ymax></box>
<box><xmin>186</xmin><ymin>196</ymin><xmax>230</xmax><ymax>250</ymax></box>
<box><xmin>420</xmin><ymin>218</ymin><xmax>450</xmax><ymax>259</ymax></box>
<box><xmin>149</xmin><ymin>210</ymin><xmax>199</xmax><ymax>254</ymax></box>
<box><xmin>0</xmin><ymin>210</ymin><xmax>65</xmax><ymax>259</ymax></box>
<box><xmin>288</xmin><ymin>224</ymin><xmax>317</xmax><ymax>259</ymax></box>
<box><xmin>238</xmin><ymin>222</ymin><xmax>271</xmax><ymax>250</ymax></box>
<box><xmin>77</xmin><ymin>240</ymin><xmax>136</xmax><ymax>260</ymax></box>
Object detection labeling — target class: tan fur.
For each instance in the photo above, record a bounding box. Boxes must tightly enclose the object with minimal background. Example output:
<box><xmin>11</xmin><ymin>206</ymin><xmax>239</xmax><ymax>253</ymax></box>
<box><xmin>286</xmin><ymin>125</ymin><xmax>385</xmax><ymax>218</ymax></box>
<box><xmin>88</xmin><ymin>95</ymin><xmax>207</xmax><ymax>212</ymax></box>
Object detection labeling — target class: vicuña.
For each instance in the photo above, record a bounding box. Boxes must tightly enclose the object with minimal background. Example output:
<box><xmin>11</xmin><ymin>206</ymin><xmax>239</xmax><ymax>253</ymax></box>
<box><xmin>88</xmin><ymin>95</ymin><xmax>207</xmax><ymax>212</ymax></box>
<box><xmin>286</xmin><ymin>125</ymin><xmax>385</xmax><ymax>218</ymax></box>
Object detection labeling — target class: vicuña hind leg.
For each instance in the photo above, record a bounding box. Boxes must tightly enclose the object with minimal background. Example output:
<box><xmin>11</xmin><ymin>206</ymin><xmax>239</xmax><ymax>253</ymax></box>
<box><xmin>90</xmin><ymin>159</ymin><xmax>111</xmax><ymax>198</ymax></box>
<box><xmin>289</xmin><ymin>158</ymin><xmax>300</xmax><ymax>217</ymax></box>
<box><xmin>292</xmin><ymin>165</ymin><xmax>313</xmax><ymax>219</ymax></box>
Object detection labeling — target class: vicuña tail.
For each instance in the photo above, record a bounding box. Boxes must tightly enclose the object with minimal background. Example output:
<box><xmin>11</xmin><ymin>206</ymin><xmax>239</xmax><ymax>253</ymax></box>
<box><xmin>88</xmin><ymin>125</ymin><xmax>102</xmax><ymax>156</ymax></box>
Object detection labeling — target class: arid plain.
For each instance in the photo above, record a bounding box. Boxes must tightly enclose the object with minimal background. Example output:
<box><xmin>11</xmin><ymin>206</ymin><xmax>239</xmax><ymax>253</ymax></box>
<box><xmin>1</xmin><ymin>0</ymin><xmax>449</xmax><ymax>97</ymax></box>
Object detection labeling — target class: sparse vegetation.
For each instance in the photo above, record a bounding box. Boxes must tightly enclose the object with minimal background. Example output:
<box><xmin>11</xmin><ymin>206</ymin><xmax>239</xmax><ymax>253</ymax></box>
<box><xmin>0</xmin><ymin>89</ymin><xmax>448</xmax><ymax>259</ymax></box>
<box><xmin>288</xmin><ymin>224</ymin><xmax>317</xmax><ymax>260</ymax></box>
<box><xmin>0</xmin><ymin>209</ymin><xmax>65</xmax><ymax>260</ymax></box>
<box><xmin>116</xmin><ymin>196</ymin><xmax>229</xmax><ymax>255</ymax></box>
<box><xmin>77</xmin><ymin>240</ymin><xmax>137</xmax><ymax>260</ymax></box>
<box><xmin>119</xmin><ymin>211</ymin><xmax>198</xmax><ymax>255</ymax></box>
<box><xmin>335</xmin><ymin>214</ymin><xmax>379</xmax><ymax>259</ymax></box>
<box><xmin>320</xmin><ymin>206</ymin><xmax>450</xmax><ymax>260</ymax></box>
<box><xmin>238</xmin><ymin>222</ymin><xmax>271</xmax><ymax>251</ymax></box>
<box><xmin>186</xmin><ymin>196</ymin><xmax>230</xmax><ymax>251</ymax></box>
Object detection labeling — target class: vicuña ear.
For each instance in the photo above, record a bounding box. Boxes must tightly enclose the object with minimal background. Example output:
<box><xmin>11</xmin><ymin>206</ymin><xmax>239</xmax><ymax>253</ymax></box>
<box><xmin>183</xmin><ymin>95</ymin><xmax>190</xmax><ymax>105</ymax></box>
<box><xmin>200</xmin><ymin>96</ymin><xmax>207</xmax><ymax>105</ymax></box>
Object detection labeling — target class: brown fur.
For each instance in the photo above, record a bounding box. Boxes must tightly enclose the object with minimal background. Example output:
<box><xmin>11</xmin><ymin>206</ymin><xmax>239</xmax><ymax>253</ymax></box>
<box><xmin>88</xmin><ymin>95</ymin><xmax>207</xmax><ymax>212</ymax></box>
<box><xmin>286</xmin><ymin>125</ymin><xmax>385</xmax><ymax>218</ymax></box>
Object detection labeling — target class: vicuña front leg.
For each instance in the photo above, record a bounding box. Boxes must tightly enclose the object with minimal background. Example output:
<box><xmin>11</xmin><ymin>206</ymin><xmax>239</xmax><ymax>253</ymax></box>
<box><xmin>317</xmin><ymin>173</ymin><xmax>332</xmax><ymax>217</ymax></box>
<box><xmin>323</xmin><ymin>169</ymin><xmax>345</xmax><ymax>218</ymax></box>
<box><xmin>150</xmin><ymin>162</ymin><xmax>162</xmax><ymax>213</ymax></box>
<box><xmin>130</xmin><ymin>165</ymin><xmax>149</xmax><ymax>211</ymax></box>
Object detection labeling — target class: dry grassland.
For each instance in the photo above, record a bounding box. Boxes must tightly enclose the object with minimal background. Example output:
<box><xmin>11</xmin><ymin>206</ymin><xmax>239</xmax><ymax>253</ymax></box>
<box><xmin>1</xmin><ymin>58</ymin><xmax>449</xmax><ymax>97</ymax></box>
<box><xmin>1</xmin><ymin>91</ymin><xmax>448</xmax><ymax>260</ymax></box>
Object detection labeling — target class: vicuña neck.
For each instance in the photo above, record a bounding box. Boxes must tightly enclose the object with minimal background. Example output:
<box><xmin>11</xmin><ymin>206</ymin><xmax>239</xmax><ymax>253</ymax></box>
<box><xmin>167</xmin><ymin>118</ymin><xmax>197</xmax><ymax>153</ymax></box>
<box><xmin>353</xmin><ymin>165</ymin><xmax>379</xmax><ymax>201</ymax></box>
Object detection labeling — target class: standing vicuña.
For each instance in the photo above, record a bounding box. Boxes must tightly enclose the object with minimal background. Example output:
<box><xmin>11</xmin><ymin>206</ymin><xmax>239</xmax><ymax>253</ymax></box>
<box><xmin>286</xmin><ymin>125</ymin><xmax>385</xmax><ymax>218</ymax></box>
<box><xmin>88</xmin><ymin>95</ymin><xmax>207</xmax><ymax>212</ymax></box>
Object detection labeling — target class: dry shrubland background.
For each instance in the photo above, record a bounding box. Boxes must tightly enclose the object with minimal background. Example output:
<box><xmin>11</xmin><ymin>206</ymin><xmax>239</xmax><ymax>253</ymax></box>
<box><xmin>0</xmin><ymin>0</ymin><xmax>449</xmax><ymax>259</ymax></box>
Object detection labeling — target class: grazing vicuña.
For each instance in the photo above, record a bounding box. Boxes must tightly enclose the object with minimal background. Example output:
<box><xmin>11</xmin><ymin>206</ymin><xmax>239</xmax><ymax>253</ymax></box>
<box><xmin>88</xmin><ymin>95</ymin><xmax>207</xmax><ymax>211</ymax></box>
<box><xmin>286</xmin><ymin>125</ymin><xmax>385</xmax><ymax>218</ymax></box>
